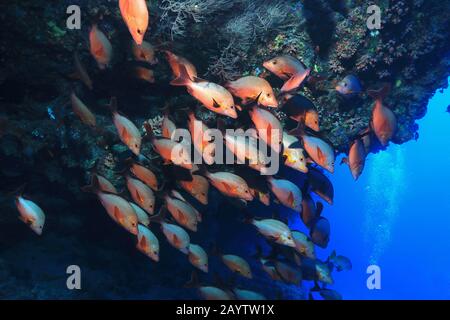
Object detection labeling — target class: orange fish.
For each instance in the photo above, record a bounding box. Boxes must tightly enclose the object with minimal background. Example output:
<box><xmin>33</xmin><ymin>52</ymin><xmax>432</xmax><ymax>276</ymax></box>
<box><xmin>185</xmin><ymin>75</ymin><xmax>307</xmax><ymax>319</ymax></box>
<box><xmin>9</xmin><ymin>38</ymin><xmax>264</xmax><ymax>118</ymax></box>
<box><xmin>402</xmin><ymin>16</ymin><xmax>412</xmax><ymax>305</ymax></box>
<box><xmin>263</xmin><ymin>55</ymin><xmax>310</xmax><ymax>93</ymax></box>
<box><xmin>136</xmin><ymin>224</ymin><xmax>159</xmax><ymax>262</ymax></box>
<box><xmin>132</xmin><ymin>40</ymin><xmax>157</xmax><ymax>64</ymax></box>
<box><xmin>70</xmin><ymin>92</ymin><xmax>96</xmax><ymax>127</ymax></box>
<box><xmin>144</xmin><ymin>122</ymin><xmax>195</xmax><ymax>169</ymax></box>
<box><xmin>73</xmin><ymin>51</ymin><xmax>93</xmax><ymax>90</ymax></box>
<box><xmin>161</xmin><ymin>113</ymin><xmax>177</xmax><ymax>140</ymax></box>
<box><xmin>134</xmin><ymin>66</ymin><xmax>155</xmax><ymax>83</ymax></box>
<box><xmin>203</xmin><ymin>170</ymin><xmax>253</xmax><ymax>201</ymax></box>
<box><xmin>368</xmin><ymin>84</ymin><xmax>397</xmax><ymax>146</ymax></box>
<box><xmin>341</xmin><ymin>139</ymin><xmax>366</xmax><ymax>180</ymax></box>
<box><xmin>165</xmin><ymin>193</ymin><xmax>198</xmax><ymax>232</ymax></box>
<box><xmin>83</xmin><ymin>176</ymin><xmax>138</xmax><ymax>235</ymax></box>
<box><xmin>126</xmin><ymin>175</ymin><xmax>155</xmax><ymax>215</ymax></box>
<box><xmin>268</xmin><ymin>177</ymin><xmax>302</xmax><ymax>212</ymax></box>
<box><xmin>89</xmin><ymin>24</ymin><xmax>113</xmax><ymax>69</ymax></box>
<box><xmin>178</xmin><ymin>173</ymin><xmax>209</xmax><ymax>205</ymax></box>
<box><xmin>187</xmin><ymin>111</ymin><xmax>216</xmax><ymax>164</ymax></box>
<box><xmin>248</xmin><ymin>105</ymin><xmax>283</xmax><ymax>153</ymax></box>
<box><xmin>221</xmin><ymin>254</ymin><xmax>252</xmax><ymax>279</ymax></box>
<box><xmin>225</xmin><ymin>76</ymin><xmax>278</xmax><ymax>108</ymax></box>
<box><xmin>188</xmin><ymin>244</ymin><xmax>209</xmax><ymax>273</ymax></box>
<box><xmin>165</xmin><ymin>51</ymin><xmax>198</xmax><ymax>81</ymax></box>
<box><xmin>129</xmin><ymin>162</ymin><xmax>158</xmax><ymax>191</ymax></box>
<box><xmin>119</xmin><ymin>0</ymin><xmax>149</xmax><ymax>45</ymax></box>
<box><xmin>109</xmin><ymin>98</ymin><xmax>142</xmax><ymax>156</ymax></box>
<box><xmin>15</xmin><ymin>196</ymin><xmax>46</xmax><ymax>235</ymax></box>
<box><xmin>171</xmin><ymin>65</ymin><xmax>237</xmax><ymax>119</ymax></box>
<box><xmin>91</xmin><ymin>173</ymin><xmax>118</xmax><ymax>194</ymax></box>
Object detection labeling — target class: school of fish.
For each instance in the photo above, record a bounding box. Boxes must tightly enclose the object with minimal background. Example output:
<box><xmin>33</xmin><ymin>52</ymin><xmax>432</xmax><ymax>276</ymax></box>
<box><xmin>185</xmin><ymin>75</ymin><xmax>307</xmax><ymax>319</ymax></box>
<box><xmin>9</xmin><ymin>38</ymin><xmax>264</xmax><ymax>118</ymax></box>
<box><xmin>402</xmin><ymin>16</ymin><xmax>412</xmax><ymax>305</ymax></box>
<box><xmin>12</xmin><ymin>2</ymin><xmax>399</xmax><ymax>300</ymax></box>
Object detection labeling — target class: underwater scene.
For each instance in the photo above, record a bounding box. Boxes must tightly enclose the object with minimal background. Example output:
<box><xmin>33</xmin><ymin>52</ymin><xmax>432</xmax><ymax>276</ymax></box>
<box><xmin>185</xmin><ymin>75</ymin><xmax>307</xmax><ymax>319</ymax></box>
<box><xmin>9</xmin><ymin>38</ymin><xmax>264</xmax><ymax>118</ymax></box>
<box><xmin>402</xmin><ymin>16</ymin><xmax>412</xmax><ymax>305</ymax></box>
<box><xmin>0</xmin><ymin>0</ymin><xmax>449</xmax><ymax>302</ymax></box>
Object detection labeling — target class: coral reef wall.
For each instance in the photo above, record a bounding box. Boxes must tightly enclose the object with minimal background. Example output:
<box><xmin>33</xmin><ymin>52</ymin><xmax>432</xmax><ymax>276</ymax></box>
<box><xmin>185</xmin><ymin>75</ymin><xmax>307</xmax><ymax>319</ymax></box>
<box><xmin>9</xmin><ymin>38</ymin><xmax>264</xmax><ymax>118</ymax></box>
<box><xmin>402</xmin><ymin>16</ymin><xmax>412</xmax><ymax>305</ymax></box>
<box><xmin>0</xmin><ymin>0</ymin><xmax>449</xmax><ymax>299</ymax></box>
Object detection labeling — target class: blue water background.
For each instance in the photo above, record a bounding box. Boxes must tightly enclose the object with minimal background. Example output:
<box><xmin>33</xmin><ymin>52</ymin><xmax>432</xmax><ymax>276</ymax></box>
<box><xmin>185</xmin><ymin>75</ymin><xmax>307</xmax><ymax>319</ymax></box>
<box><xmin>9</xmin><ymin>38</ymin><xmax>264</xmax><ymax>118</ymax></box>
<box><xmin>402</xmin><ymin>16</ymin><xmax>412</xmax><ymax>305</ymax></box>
<box><xmin>315</xmin><ymin>78</ymin><xmax>450</xmax><ymax>299</ymax></box>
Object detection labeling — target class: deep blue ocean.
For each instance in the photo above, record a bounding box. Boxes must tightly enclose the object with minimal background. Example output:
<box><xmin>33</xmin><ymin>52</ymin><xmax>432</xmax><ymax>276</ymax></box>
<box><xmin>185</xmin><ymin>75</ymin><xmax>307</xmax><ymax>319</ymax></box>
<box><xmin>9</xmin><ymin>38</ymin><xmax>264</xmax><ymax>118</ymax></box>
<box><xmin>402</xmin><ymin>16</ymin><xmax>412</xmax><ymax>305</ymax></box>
<box><xmin>305</xmin><ymin>78</ymin><xmax>450</xmax><ymax>299</ymax></box>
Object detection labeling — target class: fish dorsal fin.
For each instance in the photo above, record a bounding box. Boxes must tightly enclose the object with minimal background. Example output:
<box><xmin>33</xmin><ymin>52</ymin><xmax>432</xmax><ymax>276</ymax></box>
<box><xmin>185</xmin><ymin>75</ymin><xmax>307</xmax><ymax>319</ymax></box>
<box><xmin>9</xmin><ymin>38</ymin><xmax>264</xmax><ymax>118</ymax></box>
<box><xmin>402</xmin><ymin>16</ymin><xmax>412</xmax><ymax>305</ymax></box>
<box><xmin>193</xmin><ymin>76</ymin><xmax>208</xmax><ymax>83</ymax></box>
<box><xmin>287</xmin><ymin>191</ymin><xmax>294</xmax><ymax>207</ymax></box>
<box><xmin>254</xmin><ymin>92</ymin><xmax>263</xmax><ymax>104</ymax></box>
<box><xmin>114</xmin><ymin>206</ymin><xmax>124</xmax><ymax>224</ymax></box>
<box><xmin>212</xmin><ymin>98</ymin><xmax>221</xmax><ymax>109</ymax></box>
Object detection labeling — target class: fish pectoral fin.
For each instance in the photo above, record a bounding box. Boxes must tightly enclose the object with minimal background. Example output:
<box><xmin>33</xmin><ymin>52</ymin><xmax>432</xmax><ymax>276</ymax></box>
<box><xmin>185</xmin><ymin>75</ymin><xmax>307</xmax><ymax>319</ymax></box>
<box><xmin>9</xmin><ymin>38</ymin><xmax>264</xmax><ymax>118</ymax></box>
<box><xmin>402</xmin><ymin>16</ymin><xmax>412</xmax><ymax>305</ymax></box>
<box><xmin>287</xmin><ymin>192</ymin><xmax>295</xmax><ymax>207</ymax></box>
<box><xmin>172</xmin><ymin>234</ymin><xmax>181</xmax><ymax>246</ymax></box>
<box><xmin>212</xmin><ymin>98</ymin><xmax>221</xmax><ymax>109</ymax></box>
<box><xmin>113</xmin><ymin>206</ymin><xmax>124</xmax><ymax>224</ymax></box>
<box><xmin>121</xmin><ymin>127</ymin><xmax>130</xmax><ymax>142</ymax></box>
<box><xmin>316</xmin><ymin>146</ymin><xmax>325</xmax><ymax>163</ymax></box>
<box><xmin>18</xmin><ymin>215</ymin><xmax>32</xmax><ymax>226</ymax></box>
<box><xmin>135</xmin><ymin>190</ymin><xmax>143</xmax><ymax>204</ymax></box>
<box><xmin>282</xmin><ymin>72</ymin><xmax>293</xmax><ymax>78</ymax></box>
<box><xmin>139</xmin><ymin>235</ymin><xmax>148</xmax><ymax>250</ymax></box>
<box><xmin>221</xmin><ymin>182</ymin><xmax>233</xmax><ymax>194</ymax></box>
<box><xmin>177</xmin><ymin>209</ymin><xmax>186</xmax><ymax>223</ymax></box>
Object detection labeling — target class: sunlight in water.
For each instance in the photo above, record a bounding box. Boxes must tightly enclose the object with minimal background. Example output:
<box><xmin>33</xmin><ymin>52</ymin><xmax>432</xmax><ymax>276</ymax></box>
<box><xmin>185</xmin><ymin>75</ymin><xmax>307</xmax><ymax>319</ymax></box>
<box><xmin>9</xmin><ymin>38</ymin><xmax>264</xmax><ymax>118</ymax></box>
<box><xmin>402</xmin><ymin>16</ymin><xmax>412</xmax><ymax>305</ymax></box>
<box><xmin>363</xmin><ymin>147</ymin><xmax>406</xmax><ymax>264</ymax></box>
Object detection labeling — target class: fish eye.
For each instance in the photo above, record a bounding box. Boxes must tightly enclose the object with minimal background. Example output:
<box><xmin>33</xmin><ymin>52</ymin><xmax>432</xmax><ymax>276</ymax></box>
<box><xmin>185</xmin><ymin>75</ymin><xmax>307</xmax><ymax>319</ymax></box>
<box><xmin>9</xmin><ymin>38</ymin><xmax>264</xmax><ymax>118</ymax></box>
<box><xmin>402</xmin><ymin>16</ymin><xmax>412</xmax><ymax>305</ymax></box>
<box><xmin>266</xmin><ymin>93</ymin><xmax>271</xmax><ymax>97</ymax></box>
<box><xmin>273</xmin><ymin>60</ymin><xmax>277</xmax><ymax>65</ymax></box>
<box><xmin>137</xmin><ymin>29</ymin><xmax>143</xmax><ymax>35</ymax></box>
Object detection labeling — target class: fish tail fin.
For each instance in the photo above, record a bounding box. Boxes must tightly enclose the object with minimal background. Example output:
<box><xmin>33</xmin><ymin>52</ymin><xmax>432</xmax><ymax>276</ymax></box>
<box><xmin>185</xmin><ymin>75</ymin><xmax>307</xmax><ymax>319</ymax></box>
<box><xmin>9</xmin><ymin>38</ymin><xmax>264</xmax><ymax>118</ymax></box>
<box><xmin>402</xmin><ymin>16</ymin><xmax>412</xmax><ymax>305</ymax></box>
<box><xmin>367</xmin><ymin>83</ymin><xmax>391</xmax><ymax>101</ymax></box>
<box><xmin>7</xmin><ymin>183</ymin><xmax>27</xmax><ymax>200</ymax></box>
<box><xmin>107</xmin><ymin>97</ymin><xmax>118</xmax><ymax>113</ymax></box>
<box><xmin>311</xmin><ymin>281</ymin><xmax>321</xmax><ymax>292</ymax></box>
<box><xmin>316</xmin><ymin>201</ymin><xmax>324</xmax><ymax>217</ymax></box>
<box><xmin>170</xmin><ymin>65</ymin><xmax>192</xmax><ymax>86</ymax></box>
<box><xmin>288</xmin><ymin>122</ymin><xmax>305</xmax><ymax>138</ymax></box>
<box><xmin>184</xmin><ymin>270</ymin><xmax>200</xmax><ymax>288</ymax></box>
<box><xmin>81</xmin><ymin>175</ymin><xmax>100</xmax><ymax>194</ymax></box>
<box><xmin>194</xmin><ymin>164</ymin><xmax>210</xmax><ymax>178</ymax></box>
<box><xmin>329</xmin><ymin>250</ymin><xmax>336</xmax><ymax>261</ymax></box>
<box><xmin>149</xmin><ymin>205</ymin><xmax>167</xmax><ymax>224</ymax></box>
